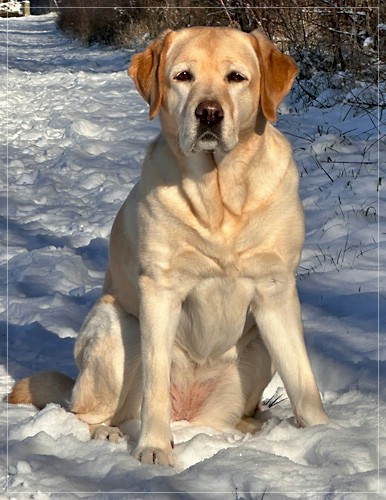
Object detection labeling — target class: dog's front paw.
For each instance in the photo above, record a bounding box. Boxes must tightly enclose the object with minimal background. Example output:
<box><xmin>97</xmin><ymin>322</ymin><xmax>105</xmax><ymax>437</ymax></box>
<box><xmin>133</xmin><ymin>445</ymin><xmax>175</xmax><ymax>466</ymax></box>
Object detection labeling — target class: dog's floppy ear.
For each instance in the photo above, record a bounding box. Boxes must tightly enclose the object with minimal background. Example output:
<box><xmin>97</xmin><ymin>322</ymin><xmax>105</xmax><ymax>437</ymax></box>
<box><xmin>128</xmin><ymin>30</ymin><xmax>173</xmax><ymax>120</ymax></box>
<box><xmin>250</xmin><ymin>31</ymin><xmax>298</xmax><ymax>123</ymax></box>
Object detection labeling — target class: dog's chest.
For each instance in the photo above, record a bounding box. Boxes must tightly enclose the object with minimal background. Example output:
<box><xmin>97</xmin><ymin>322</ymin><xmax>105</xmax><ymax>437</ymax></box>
<box><xmin>181</xmin><ymin>208</ymin><xmax>274</xmax><ymax>279</ymax></box>
<box><xmin>178</xmin><ymin>276</ymin><xmax>253</xmax><ymax>361</ymax></box>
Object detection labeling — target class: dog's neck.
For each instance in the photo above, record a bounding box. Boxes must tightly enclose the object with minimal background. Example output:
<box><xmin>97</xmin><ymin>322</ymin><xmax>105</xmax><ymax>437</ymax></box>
<box><xmin>170</xmin><ymin>130</ymin><xmax>271</xmax><ymax>231</ymax></box>
<box><xmin>151</xmin><ymin>116</ymin><xmax>288</xmax><ymax>232</ymax></box>
<box><xmin>180</xmin><ymin>150</ymin><xmax>225</xmax><ymax>230</ymax></box>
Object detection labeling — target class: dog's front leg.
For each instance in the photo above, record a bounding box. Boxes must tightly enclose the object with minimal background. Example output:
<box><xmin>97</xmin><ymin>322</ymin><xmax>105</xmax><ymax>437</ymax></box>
<box><xmin>252</xmin><ymin>283</ymin><xmax>330</xmax><ymax>428</ymax></box>
<box><xmin>132</xmin><ymin>276</ymin><xmax>181</xmax><ymax>466</ymax></box>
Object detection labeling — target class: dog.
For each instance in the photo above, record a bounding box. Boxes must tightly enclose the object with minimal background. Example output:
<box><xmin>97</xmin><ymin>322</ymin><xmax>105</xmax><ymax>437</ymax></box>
<box><xmin>9</xmin><ymin>26</ymin><xmax>329</xmax><ymax>466</ymax></box>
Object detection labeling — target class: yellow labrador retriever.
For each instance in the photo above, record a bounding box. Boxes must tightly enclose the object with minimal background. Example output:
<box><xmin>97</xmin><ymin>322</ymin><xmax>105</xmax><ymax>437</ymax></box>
<box><xmin>9</xmin><ymin>27</ymin><xmax>329</xmax><ymax>466</ymax></box>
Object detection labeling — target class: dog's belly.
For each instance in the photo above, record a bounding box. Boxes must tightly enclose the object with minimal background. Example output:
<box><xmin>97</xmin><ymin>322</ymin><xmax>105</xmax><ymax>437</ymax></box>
<box><xmin>170</xmin><ymin>378</ymin><xmax>217</xmax><ymax>421</ymax></box>
<box><xmin>177</xmin><ymin>277</ymin><xmax>254</xmax><ymax>363</ymax></box>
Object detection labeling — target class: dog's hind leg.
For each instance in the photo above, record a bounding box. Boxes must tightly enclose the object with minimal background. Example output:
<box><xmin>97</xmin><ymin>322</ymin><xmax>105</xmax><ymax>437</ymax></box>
<box><xmin>89</xmin><ymin>423</ymin><xmax>124</xmax><ymax>443</ymax></box>
<box><xmin>188</xmin><ymin>364</ymin><xmax>246</xmax><ymax>431</ymax></box>
<box><xmin>70</xmin><ymin>295</ymin><xmax>141</xmax><ymax>433</ymax></box>
<box><xmin>234</xmin><ymin>330</ymin><xmax>274</xmax><ymax>433</ymax></box>
<box><xmin>239</xmin><ymin>331</ymin><xmax>273</xmax><ymax>418</ymax></box>
<box><xmin>190</xmin><ymin>332</ymin><xmax>273</xmax><ymax>433</ymax></box>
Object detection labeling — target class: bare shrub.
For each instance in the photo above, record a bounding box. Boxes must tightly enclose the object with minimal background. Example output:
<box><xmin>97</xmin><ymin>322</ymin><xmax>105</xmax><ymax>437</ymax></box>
<box><xmin>57</xmin><ymin>0</ymin><xmax>123</xmax><ymax>44</ymax></box>
<box><xmin>56</xmin><ymin>0</ymin><xmax>384</xmax><ymax>82</ymax></box>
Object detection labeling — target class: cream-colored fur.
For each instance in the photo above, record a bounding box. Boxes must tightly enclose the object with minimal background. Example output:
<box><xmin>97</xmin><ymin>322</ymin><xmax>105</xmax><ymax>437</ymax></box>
<box><xmin>9</xmin><ymin>27</ymin><xmax>329</xmax><ymax>466</ymax></box>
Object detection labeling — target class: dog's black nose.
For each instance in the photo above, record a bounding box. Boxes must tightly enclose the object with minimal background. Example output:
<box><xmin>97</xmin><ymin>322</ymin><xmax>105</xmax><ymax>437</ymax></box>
<box><xmin>195</xmin><ymin>101</ymin><xmax>224</xmax><ymax>126</ymax></box>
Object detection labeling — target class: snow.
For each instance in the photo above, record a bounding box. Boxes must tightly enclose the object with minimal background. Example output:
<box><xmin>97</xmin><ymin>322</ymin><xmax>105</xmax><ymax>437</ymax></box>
<box><xmin>1</xmin><ymin>14</ymin><xmax>385</xmax><ymax>499</ymax></box>
<box><xmin>0</xmin><ymin>1</ymin><xmax>22</xmax><ymax>17</ymax></box>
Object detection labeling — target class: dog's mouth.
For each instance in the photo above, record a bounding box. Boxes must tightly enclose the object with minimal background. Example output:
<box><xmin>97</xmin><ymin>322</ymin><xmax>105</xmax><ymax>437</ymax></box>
<box><xmin>193</xmin><ymin>130</ymin><xmax>221</xmax><ymax>152</ymax></box>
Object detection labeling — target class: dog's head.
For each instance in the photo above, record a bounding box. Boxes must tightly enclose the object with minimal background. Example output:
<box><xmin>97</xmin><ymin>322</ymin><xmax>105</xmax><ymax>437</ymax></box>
<box><xmin>128</xmin><ymin>27</ymin><xmax>297</xmax><ymax>154</ymax></box>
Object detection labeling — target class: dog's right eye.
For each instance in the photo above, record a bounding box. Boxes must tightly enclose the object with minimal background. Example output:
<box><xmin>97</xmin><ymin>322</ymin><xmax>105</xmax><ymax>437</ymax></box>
<box><xmin>174</xmin><ymin>71</ymin><xmax>193</xmax><ymax>82</ymax></box>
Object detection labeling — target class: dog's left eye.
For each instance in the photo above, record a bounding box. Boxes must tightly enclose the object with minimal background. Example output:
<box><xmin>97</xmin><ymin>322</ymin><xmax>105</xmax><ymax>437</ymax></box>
<box><xmin>227</xmin><ymin>72</ymin><xmax>247</xmax><ymax>83</ymax></box>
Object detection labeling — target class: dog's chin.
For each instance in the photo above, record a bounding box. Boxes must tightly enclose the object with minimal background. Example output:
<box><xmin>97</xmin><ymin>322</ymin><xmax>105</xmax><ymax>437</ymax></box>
<box><xmin>191</xmin><ymin>132</ymin><xmax>219</xmax><ymax>152</ymax></box>
<box><xmin>189</xmin><ymin>133</ymin><xmax>232</xmax><ymax>154</ymax></box>
<box><xmin>194</xmin><ymin>140</ymin><xmax>218</xmax><ymax>153</ymax></box>
<box><xmin>181</xmin><ymin>130</ymin><xmax>238</xmax><ymax>155</ymax></box>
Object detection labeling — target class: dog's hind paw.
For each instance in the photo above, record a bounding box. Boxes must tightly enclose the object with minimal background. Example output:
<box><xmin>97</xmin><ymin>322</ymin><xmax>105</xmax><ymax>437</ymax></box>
<box><xmin>132</xmin><ymin>445</ymin><xmax>175</xmax><ymax>466</ymax></box>
<box><xmin>90</xmin><ymin>424</ymin><xmax>124</xmax><ymax>443</ymax></box>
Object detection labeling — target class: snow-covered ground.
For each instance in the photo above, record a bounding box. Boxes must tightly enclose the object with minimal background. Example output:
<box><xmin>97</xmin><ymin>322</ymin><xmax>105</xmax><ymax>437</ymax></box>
<box><xmin>1</xmin><ymin>14</ymin><xmax>385</xmax><ymax>499</ymax></box>
<box><xmin>0</xmin><ymin>1</ymin><xmax>23</xmax><ymax>18</ymax></box>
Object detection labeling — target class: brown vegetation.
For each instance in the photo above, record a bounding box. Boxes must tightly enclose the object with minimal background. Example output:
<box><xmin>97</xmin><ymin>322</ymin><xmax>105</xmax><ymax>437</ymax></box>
<box><xmin>56</xmin><ymin>0</ymin><xmax>384</xmax><ymax>80</ymax></box>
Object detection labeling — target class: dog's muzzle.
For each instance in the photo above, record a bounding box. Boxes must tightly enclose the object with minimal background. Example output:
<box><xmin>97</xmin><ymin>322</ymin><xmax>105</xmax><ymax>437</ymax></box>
<box><xmin>193</xmin><ymin>100</ymin><xmax>224</xmax><ymax>152</ymax></box>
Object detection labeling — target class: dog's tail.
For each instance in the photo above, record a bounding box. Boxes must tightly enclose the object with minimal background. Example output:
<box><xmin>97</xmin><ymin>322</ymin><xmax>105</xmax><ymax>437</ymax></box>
<box><xmin>7</xmin><ymin>371</ymin><xmax>75</xmax><ymax>410</ymax></box>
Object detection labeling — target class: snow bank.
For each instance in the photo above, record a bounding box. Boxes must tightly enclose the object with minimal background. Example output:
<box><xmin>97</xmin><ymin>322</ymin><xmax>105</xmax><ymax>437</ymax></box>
<box><xmin>0</xmin><ymin>1</ymin><xmax>22</xmax><ymax>18</ymax></box>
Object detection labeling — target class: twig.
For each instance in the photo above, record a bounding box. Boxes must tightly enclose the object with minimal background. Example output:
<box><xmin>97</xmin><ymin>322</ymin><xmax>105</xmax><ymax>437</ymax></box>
<box><xmin>264</xmin><ymin>393</ymin><xmax>288</xmax><ymax>408</ymax></box>
<box><xmin>219</xmin><ymin>0</ymin><xmax>233</xmax><ymax>26</ymax></box>
<box><xmin>320</xmin><ymin>160</ymin><xmax>375</xmax><ymax>164</ymax></box>
<box><xmin>296</xmin><ymin>80</ymin><xmax>328</xmax><ymax>108</ymax></box>
<box><xmin>310</xmin><ymin>149</ymin><xmax>334</xmax><ymax>182</ymax></box>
